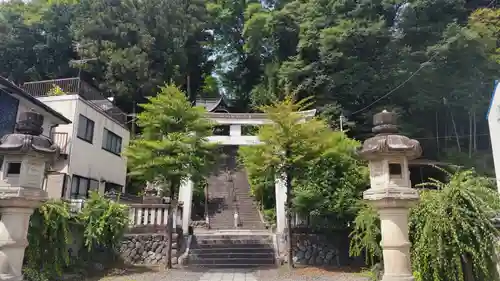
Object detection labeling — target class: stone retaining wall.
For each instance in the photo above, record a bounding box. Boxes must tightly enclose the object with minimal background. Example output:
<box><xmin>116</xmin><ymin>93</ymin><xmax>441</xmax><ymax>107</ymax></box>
<box><xmin>278</xmin><ymin>231</ymin><xmax>364</xmax><ymax>267</ymax></box>
<box><xmin>118</xmin><ymin>233</ymin><xmax>183</xmax><ymax>265</ymax></box>
<box><xmin>292</xmin><ymin>234</ymin><xmax>340</xmax><ymax>266</ymax></box>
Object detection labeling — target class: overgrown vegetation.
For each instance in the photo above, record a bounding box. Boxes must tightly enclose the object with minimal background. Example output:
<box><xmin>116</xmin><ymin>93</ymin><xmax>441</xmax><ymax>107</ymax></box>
<box><xmin>1</xmin><ymin>0</ymin><xmax>498</xmax><ymax>167</ymax></box>
<box><xmin>239</xmin><ymin>96</ymin><xmax>368</xmax><ymax>266</ymax></box>
<box><xmin>24</xmin><ymin>200</ymin><xmax>71</xmax><ymax>281</ymax></box>
<box><xmin>350</xmin><ymin>169</ymin><xmax>500</xmax><ymax>281</ymax></box>
<box><xmin>47</xmin><ymin>84</ymin><xmax>65</xmax><ymax>96</ymax></box>
<box><xmin>23</xmin><ymin>193</ymin><xmax>129</xmax><ymax>281</ymax></box>
<box><xmin>79</xmin><ymin>192</ymin><xmax>129</xmax><ymax>253</ymax></box>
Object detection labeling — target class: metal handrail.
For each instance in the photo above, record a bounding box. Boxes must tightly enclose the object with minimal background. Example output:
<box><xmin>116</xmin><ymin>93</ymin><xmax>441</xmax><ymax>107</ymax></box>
<box><xmin>23</xmin><ymin>77</ymin><xmax>128</xmax><ymax>126</ymax></box>
<box><xmin>227</xmin><ymin>170</ymin><xmax>240</xmax><ymax>228</ymax></box>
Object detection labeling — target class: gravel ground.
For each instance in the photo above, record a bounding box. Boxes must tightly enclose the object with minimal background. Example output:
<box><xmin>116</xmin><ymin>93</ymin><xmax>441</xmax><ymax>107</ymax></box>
<box><xmin>85</xmin><ymin>267</ymin><xmax>370</xmax><ymax>281</ymax></box>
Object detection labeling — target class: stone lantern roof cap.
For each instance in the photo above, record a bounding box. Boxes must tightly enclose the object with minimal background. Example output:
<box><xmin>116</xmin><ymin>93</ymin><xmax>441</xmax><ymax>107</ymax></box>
<box><xmin>359</xmin><ymin>110</ymin><xmax>422</xmax><ymax>160</ymax></box>
<box><xmin>0</xmin><ymin>111</ymin><xmax>59</xmax><ymax>155</ymax></box>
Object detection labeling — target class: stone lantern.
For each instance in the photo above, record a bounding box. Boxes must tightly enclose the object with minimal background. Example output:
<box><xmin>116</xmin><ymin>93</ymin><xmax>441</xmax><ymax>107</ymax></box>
<box><xmin>0</xmin><ymin>111</ymin><xmax>59</xmax><ymax>281</ymax></box>
<box><xmin>359</xmin><ymin>110</ymin><xmax>422</xmax><ymax>281</ymax></box>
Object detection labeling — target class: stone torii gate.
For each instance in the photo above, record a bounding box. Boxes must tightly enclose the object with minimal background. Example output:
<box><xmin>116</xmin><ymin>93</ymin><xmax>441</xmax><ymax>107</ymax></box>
<box><xmin>177</xmin><ymin>98</ymin><xmax>316</xmax><ymax>234</ymax></box>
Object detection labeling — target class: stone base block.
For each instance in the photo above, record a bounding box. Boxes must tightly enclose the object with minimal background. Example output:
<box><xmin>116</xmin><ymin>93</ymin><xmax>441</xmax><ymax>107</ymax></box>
<box><xmin>381</xmin><ymin>274</ymin><xmax>415</xmax><ymax>281</ymax></box>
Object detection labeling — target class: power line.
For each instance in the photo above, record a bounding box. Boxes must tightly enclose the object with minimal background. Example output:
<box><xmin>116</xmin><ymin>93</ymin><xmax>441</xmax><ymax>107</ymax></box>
<box><xmin>351</xmin><ymin>51</ymin><xmax>440</xmax><ymax>115</ymax></box>
<box><xmin>350</xmin><ymin>0</ymin><xmax>497</xmax><ymax>115</ymax></box>
<box><xmin>413</xmin><ymin>133</ymin><xmax>490</xmax><ymax>140</ymax></box>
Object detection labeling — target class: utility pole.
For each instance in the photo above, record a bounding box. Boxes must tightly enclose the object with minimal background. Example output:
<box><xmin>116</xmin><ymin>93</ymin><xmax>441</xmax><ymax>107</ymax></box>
<box><xmin>340</xmin><ymin>114</ymin><xmax>346</xmax><ymax>132</ymax></box>
<box><xmin>187</xmin><ymin>74</ymin><xmax>194</xmax><ymax>105</ymax></box>
<box><xmin>70</xmin><ymin>42</ymin><xmax>97</xmax><ymax>89</ymax></box>
<box><xmin>131</xmin><ymin>102</ymin><xmax>136</xmax><ymax>136</ymax></box>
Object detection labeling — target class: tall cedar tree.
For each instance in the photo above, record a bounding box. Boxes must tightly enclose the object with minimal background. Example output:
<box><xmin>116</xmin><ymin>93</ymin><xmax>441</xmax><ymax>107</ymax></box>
<box><xmin>239</xmin><ymin>96</ymin><xmax>331</xmax><ymax>267</ymax></box>
<box><xmin>124</xmin><ymin>85</ymin><xmax>216</xmax><ymax>269</ymax></box>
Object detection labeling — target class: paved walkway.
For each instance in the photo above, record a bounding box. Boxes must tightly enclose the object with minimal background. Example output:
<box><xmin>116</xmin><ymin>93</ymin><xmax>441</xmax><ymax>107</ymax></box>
<box><xmin>199</xmin><ymin>271</ymin><xmax>257</xmax><ymax>281</ymax></box>
<box><xmin>88</xmin><ymin>268</ymin><xmax>369</xmax><ymax>281</ymax></box>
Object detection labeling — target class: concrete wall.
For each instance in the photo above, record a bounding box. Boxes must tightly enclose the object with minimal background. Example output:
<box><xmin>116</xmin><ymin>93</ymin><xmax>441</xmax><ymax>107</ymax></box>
<box><xmin>38</xmin><ymin>96</ymin><xmax>78</xmax><ymax>175</ymax></box>
<box><xmin>71</xmin><ymin>97</ymin><xmax>130</xmax><ymax>188</ymax></box>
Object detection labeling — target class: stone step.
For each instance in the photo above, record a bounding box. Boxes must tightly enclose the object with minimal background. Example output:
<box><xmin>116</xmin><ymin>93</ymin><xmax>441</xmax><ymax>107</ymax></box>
<box><xmin>195</xmin><ymin>242</ymin><xmax>274</xmax><ymax>249</ymax></box>
<box><xmin>196</xmin><ymin>238</ymin><xmax>273</xmax><ymax>244</ymax></box>
<box><xmin>190</xmin><ymin>247</ymin><xmax>273</xmax><ymax>254</ymax></box>
<box><xmin>191</xmin><ymin>251</ymin><xmax>274</xmax><ymax>259</ymax></box>
<box><xmin>189</xmin><ymin>257</ymin><xmax>276</xmax><ymax>265</ymax></box>
<box><xmin>186</xmin><ymin>263</ymin><xmax>276</xmax><ymax>269</ymax></box>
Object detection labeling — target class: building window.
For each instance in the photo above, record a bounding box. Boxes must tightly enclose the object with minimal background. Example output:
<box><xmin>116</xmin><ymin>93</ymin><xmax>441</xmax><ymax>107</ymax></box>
<box><xmin>104</xmin><ymin>182</ymin><xmax>122</xmax><ymax>194</ymax></box>
<box><xmin>71</xmin><ymin>175</ymin><xmax>88</xmax><ymax>199</ymax></box>
<box><xmin>70</xmin><ymin>175</ymin><xmax>99</xmax><ymax>199</ymax></box>
<box><xmin>102</xmin><ymin>129</ymin><xmax>122</xmax><ymax>155</ymax></box>
<box><xmin>77</xmin><ymin>115</ymin><xmax>94</xmax><ymax>143</ymax></box>
<box><xmin>89</xmin><ymin>179</ymin><xmax>99</xmax><ymax>194</ymax></box>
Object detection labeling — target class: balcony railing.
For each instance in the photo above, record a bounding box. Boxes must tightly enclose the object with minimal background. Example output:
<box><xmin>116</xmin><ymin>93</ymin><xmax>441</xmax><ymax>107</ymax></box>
<box><xmin>23</xmin><ymin>77</ymin><xmax>128</xmax><ymax>126</ymax></box>
<box><xmin>51</xmin><ymin>132</ymin><xmax>69</xmax><ymax>154</ymax></box>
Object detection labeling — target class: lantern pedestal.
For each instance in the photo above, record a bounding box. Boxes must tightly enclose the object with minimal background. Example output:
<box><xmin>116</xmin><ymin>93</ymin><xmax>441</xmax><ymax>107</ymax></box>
<box><xmin>365</xmin><ymin>192</ymin><xmax>418</xmax><ymax>281</ymax></box>
<box><xmin>0</xmin><ymin>112</ymin><xmax>59</xmax><ymax>280</ymax></box>
<box><xmin>359</xmin><ymin>110</ymin><xmax>422</xmax><ymax>281</ymax></box>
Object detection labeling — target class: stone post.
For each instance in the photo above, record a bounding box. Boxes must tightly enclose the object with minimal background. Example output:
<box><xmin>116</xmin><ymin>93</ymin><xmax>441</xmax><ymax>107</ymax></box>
<box><xmin>359</xmin><ymin>110</ymin><xmax>422</xmax><ymax>281</ymax></box>
<box><xmin>179</xmin><ymin>178</ymin><xmax>193</xmax><ymax>233</ymax></box>
<box><xmin>0</xmin><ymin>111</ymin><xmax>59</xmax><ymax>281</ymax></box>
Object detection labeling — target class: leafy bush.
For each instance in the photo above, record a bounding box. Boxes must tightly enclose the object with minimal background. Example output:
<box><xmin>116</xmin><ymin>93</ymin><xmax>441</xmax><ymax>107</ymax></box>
<box><xmin>350</xmin><ymin>169</ymin><xmax>500</xmax><ymax>281</ymax></box>
<box><xmin>24</xmin><ymin>200</ymin><xmax>71</xmax><ymax>281</ymax></box>
<box><xmin>263</xmin><ymin>208</ymin><xmax>276</xmax><ymax>225</ymax></box>
<box><xmin>23</xmin><ymin>192</ymin><xmax>129</xmax><ymax>280</ymax></box>
<box><xmin>240</xmin><ymin>126</ymin><xmax>368</xmax><ymax>228</ymax></box>
<box><xmin>79</xmin><ymin>192</ymin><xmax>129</xmax><ymax>253</ymax></box>
<box><xmin>47</xmin><ymin>84</ymin><xmax>65</xmax><ymax>96</ymax></box>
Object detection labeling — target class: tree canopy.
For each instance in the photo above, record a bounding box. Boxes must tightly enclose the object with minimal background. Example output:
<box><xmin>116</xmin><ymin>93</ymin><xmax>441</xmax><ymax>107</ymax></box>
<box><xmin>0</xmin><ymin>0</ymin><xmax>498</xmax><ymax>171</ymax></box>
<box><xmin>239</xmin><ymin>96</ymin><xmax>368</xmax><ymax>266</ymax></box>
<box><xmin>124</xmin><ymin>84</ymin><xmax>216</xmax><ymax>268</ymax></box>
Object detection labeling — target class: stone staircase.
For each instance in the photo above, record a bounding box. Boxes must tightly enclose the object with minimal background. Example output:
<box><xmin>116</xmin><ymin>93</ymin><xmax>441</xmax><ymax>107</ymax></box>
<box><xmin>188</xmin><ymin>232</ymin><xmax>276</xmax><ymax>268</ymax></box>
<box><xmin>188</xmin><ymin>146</ymin><xmax>274</xmax><ymax>268</ymax></box>
<box><xmin>232</xmin><ymin>169</ymin><xmax>266</xmax><ymax>230</ymax></box>
<box><xmin>207</xmin><ymin>145</ymin><xmax>266</xmax><ymax>230</ymax></box>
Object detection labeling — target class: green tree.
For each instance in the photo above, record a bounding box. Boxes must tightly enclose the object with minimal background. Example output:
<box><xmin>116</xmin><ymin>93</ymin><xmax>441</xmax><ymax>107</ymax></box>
<box><xmin>207</xmin><ymin>0</ymin><xmax>264</xmax><ymax>111</ymax></box>
<box><xmin>292</xmin><ymin>131</ymin><xmax>368</xmax><ymax>230</ymax></box>
<box><xmin>350</xmin><ymin>169</ymin><xmax>500</xmax><ymax>281</ymax></box>
<box><xmin>124</xmin><ymin>84</ymin><xmax>216</xmax><ymax>268</ymax></box>
<box><xmin>0</xmin><ymin>1</ymin><xmax>78</xmax><ymax>83</ymax></box>
<box><xmin>71</xmin><ymin>0</ymin><xmax>213</xmax><ymax>113</ymax></box>
<box><xmin>239</xmin><ymin>0</ymin><xmax>500</xmax><ymax>164</ymax></box>
<box><xmin>239</xmin><ymin>96</ymin><xmax>337</xmax><ymax>267</ymax></box>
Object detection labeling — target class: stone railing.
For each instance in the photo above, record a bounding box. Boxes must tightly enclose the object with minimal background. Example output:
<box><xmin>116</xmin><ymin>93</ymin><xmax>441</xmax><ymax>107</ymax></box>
<box><xmin>64</xmin><ymin>199</ymin><xmax>184</xmax><ymax>233</ymax></box>
<box><xmin>66</xmin><ymin>198</ymin><xmax>85</xmax><ymax>213</ymax></box>
<box><xmin>127</xmin><ymin>202</ymin><xmax>184</xmax><ymax>234</ymax></box>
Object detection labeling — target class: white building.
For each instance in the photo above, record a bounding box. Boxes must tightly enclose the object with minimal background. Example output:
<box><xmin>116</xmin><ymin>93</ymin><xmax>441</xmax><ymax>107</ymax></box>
<box><xmin>488</xmin><ymin>81</ymin><xmax>500</xmax><ymax>192</ymax></box>
<box><xmin>0</xmin><ymin>76</ymin><xmax>71</xmax><ymax>138</ymax></box>
<box><xmin>22</xmin><ymin>78</ymin><xmax>131</xmax><ymax>199</ymax></box>
<box><xmin>0</xmin><ymin>76</ymin><xmax>71</xmax><ymax>186</ymax></box>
